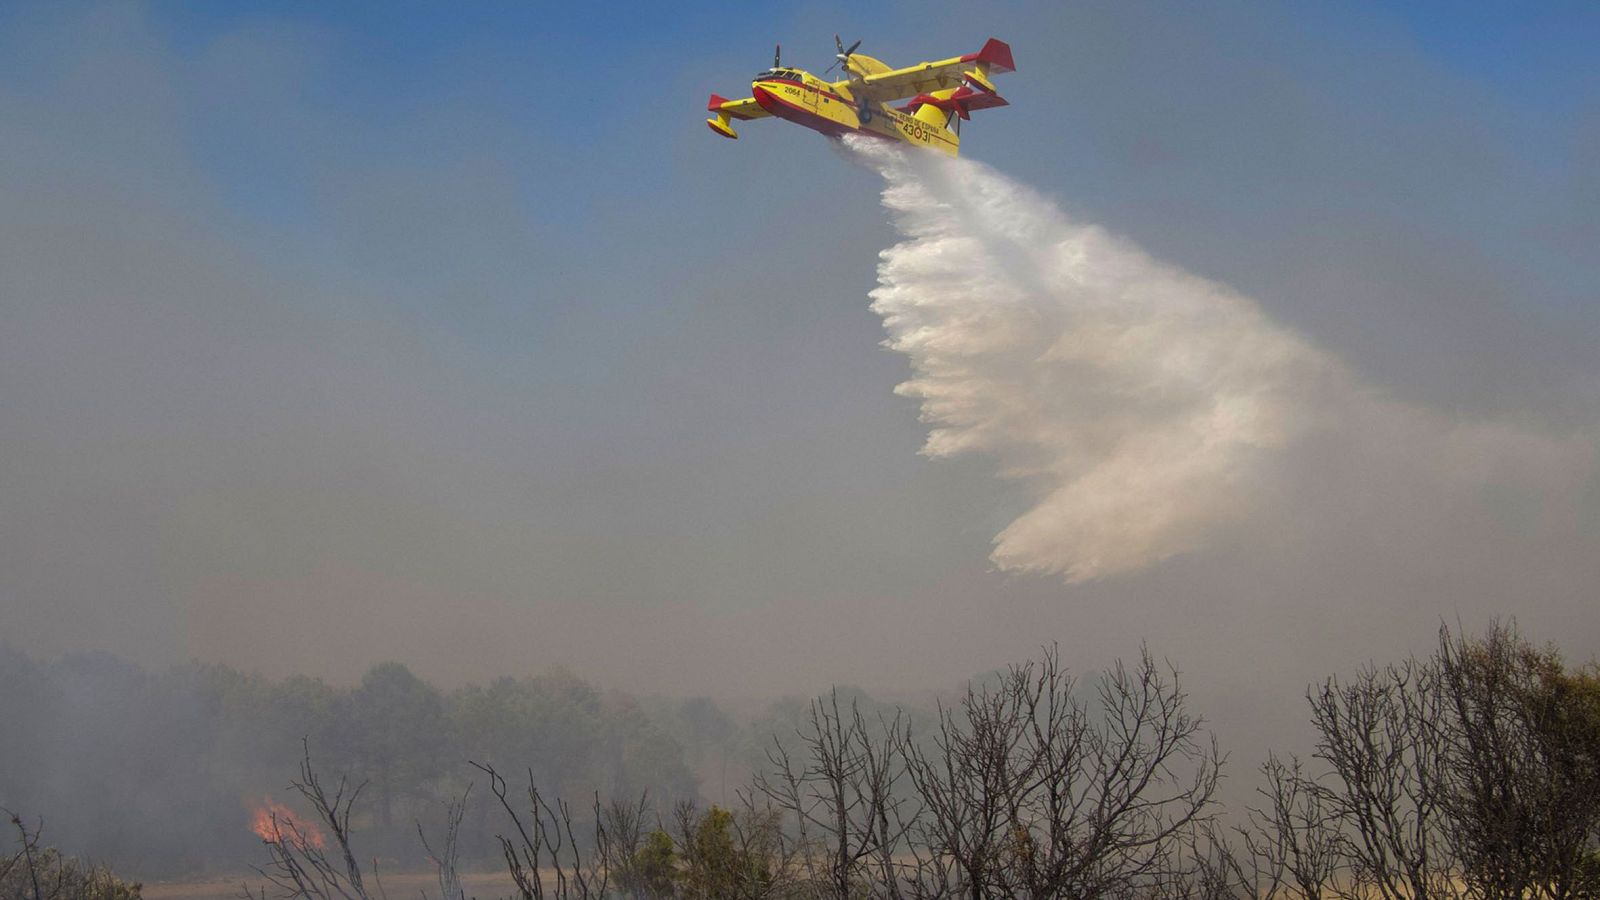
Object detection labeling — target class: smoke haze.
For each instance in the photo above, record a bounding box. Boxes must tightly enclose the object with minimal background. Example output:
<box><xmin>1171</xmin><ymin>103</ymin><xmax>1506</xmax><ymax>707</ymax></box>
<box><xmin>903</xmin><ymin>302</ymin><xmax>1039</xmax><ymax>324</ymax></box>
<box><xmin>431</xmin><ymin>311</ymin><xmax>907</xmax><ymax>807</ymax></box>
<box><xmin>3</xmin><ymin>5</ymin><xmax>1600</xmax><ymax>845</ymax></box>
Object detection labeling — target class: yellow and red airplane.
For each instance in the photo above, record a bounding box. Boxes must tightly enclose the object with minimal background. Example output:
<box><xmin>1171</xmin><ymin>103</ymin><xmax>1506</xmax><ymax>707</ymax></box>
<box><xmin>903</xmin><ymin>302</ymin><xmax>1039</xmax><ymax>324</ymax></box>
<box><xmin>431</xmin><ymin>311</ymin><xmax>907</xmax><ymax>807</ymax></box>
<box><xmin>706</xmin><ymin>36</ymin><xmax>1015</xmax><ymax>157</ymax></box>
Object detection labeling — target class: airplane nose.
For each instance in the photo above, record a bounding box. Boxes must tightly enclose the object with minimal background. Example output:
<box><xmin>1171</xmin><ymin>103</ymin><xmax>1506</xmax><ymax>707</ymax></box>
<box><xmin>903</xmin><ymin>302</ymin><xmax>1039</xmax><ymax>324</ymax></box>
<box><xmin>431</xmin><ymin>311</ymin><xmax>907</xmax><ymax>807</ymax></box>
<box><xmin>752</xmin><ymin>84</ymin><xmax>779</xmax><ymax>114</ymax></box>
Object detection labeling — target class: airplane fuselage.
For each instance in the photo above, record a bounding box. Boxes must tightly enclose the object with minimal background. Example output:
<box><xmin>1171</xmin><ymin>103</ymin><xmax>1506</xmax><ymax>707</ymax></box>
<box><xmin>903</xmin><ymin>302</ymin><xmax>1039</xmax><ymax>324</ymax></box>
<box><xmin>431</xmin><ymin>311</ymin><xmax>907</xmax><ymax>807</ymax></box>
<box><xmin>749</xmin><ymin>68</ymin><xmax>960</xmax><ymax>156</ymax></box>
<box><xmin>706</xmin><ymin>40</ymin><xmax>1013</xmax><ymax>156</ymax></box>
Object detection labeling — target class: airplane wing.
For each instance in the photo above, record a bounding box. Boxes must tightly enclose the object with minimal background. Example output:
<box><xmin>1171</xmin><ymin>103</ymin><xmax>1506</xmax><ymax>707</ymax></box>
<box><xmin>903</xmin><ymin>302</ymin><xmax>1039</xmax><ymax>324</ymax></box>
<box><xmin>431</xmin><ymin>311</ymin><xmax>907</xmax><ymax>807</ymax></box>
<box><xmin>840</xmin><ymin>38</ymin><xmax>1015</xmax><ymax>104</ymax></box>
<box><xmin>707</xmin><ymin>93</ymin><xmax>770</xmax><ymax>139</ymax></box>
<box><xmin>709</xmin><ymin>94</ymin><xmax>770</xmax><ymax>120</ymax></box>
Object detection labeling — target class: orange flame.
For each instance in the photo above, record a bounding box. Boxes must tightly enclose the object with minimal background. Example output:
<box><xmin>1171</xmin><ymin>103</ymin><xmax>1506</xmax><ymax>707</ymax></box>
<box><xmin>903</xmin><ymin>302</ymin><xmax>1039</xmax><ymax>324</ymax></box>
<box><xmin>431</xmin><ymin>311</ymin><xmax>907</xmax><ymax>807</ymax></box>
<box><xmin>250</xmin><ymin>797</ymin><xmax>326</xmax><ymax>850</ymax></box>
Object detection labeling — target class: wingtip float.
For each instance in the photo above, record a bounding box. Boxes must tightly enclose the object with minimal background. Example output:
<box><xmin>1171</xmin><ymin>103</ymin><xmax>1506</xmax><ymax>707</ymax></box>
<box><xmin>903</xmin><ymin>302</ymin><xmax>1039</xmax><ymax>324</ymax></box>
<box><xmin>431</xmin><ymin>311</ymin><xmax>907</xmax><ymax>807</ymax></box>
<box><xmin>705</xmin><ymin>36</ymin><xmax>1015</xmax><ymax>157</ymax></box>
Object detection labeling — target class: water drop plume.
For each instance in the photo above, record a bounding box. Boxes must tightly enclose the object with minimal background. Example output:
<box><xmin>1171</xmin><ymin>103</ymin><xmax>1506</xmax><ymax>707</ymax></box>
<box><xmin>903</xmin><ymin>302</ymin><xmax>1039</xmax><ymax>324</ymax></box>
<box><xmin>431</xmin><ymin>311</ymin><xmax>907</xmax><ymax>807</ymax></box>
<box><xmin>844</xmin><ymin>137</ymin><xmax>1589</xmax><ymax>582</ymax></box>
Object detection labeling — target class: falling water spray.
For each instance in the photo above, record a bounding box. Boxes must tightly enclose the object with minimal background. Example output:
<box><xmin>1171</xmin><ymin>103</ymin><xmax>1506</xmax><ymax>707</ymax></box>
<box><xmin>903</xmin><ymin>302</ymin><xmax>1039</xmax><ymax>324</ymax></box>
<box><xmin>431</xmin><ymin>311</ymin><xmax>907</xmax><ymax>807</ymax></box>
<box><xmin>843</xmin><ymin>138</ymin><xmax>1590</xmax><ymax>582</ymax></box>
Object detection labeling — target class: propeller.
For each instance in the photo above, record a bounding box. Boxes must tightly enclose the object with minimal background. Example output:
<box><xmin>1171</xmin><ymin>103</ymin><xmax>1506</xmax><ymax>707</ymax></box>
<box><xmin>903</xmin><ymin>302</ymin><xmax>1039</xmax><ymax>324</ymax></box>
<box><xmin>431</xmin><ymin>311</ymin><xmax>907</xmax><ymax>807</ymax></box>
<box><xmin>825</xmin><ymin>34</ymin><xmax>863</xmax><ymax>75</ymax></box>
<box><xmin>774</xmin><ymin>43</ymin><xmax>781</xmax><ymax>68</ymax></box>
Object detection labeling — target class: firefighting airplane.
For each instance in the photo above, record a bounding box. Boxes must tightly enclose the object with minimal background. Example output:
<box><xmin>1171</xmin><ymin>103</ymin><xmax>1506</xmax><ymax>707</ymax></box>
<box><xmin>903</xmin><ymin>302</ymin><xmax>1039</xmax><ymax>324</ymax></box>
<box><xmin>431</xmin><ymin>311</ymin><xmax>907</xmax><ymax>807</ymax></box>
<box><xmin>706</xmin><ymin>36</ymin><xmax>1015</xmax><ymax>157</ymax></box>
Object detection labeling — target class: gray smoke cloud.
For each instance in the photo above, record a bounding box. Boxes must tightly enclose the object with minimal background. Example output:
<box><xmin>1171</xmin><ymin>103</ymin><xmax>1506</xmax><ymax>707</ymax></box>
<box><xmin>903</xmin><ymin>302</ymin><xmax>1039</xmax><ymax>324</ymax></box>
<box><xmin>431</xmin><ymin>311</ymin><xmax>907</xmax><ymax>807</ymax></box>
<box><xmin>854</xmin><ymin>138</ymin><xmax>1596</xmax><ymax>582</ymax></box>
<box><xmin>2</xmin><ymin>2</ymin><xmax>1598</xmax><ymax>730</ymax></box>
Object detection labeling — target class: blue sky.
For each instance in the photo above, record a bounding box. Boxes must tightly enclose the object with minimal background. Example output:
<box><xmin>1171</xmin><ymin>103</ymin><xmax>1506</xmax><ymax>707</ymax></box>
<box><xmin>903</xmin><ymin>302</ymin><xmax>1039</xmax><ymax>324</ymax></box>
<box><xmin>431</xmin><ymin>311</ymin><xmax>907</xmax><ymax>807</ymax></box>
<box><xmin>2</xmin><ymin>2</ymin><xmax>1598</xmax><ymax>763</ymax></box>
<box><xmin>19</xmin><ymin>0</ymin><xmax>1585</xmax><ymax>403</ymax></box>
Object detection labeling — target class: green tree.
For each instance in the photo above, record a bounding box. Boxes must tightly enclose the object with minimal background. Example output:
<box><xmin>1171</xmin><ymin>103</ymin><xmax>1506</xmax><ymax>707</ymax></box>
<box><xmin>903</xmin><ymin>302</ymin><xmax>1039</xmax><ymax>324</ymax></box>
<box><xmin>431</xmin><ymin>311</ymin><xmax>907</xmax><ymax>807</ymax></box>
<box><xmin>3</xmin><ymin>812</ymin><xmax>143</xmax><ymax>900</ymax></box>
<box><xmin>1438</xmin><ymin>623</ymin><xmax>1600</xmax><ymax>900</ymax></box>
<box><xmin>677</xmin><ymin>805</ymin><xmax>776</xmax><ymax>900</ymax></box>
<box><xmin>450</xmin><ymin>670</ymin><xmax>605</xmax><ymax>796</ymax></box>
<box><xmin>1301</xmin><ymin>622</ymin><xmax>1600</xmax><ymax>900</ymax></box>
<box><xmin>627</xmin><ymin>829</ymin><xmax>678</xmax><ymax>899</ymax></box>
<box><xmin>343</xmin><ymin>662</ymin><xmax>448</xmax><ymax>828</ymax></box>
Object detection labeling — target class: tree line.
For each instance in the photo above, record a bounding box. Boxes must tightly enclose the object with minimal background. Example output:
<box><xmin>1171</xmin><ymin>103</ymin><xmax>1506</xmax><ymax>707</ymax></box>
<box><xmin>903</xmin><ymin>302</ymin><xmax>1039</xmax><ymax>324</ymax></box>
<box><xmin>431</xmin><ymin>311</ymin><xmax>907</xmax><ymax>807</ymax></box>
<box><xmin>4</xmin><ymin>621</ymin><xmax>1598</xmax><ymax>898</ymax></box>
<box><xmin>0</xmin><ymin>648</ymin><xmax>715</xmax><ymax>875</ymax></box>
<box><xmin>246</xmin><ymin>621</ymin><xmax>1600</xmax><ymax>900</ymax></box>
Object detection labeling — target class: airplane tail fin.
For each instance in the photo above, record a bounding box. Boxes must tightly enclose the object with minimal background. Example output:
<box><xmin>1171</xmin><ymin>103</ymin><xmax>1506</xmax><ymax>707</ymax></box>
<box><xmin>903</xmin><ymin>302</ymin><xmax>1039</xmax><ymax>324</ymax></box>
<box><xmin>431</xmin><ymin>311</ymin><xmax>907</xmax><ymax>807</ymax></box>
<box><xmin>911</xmin><ymin>89</ymin><xmax>959</xmax><ymax>130</ymax></box>
<box><xmin>898</xmin><ymin>74</ymin><xmax>1009</xmax><ymax>134</ymax></box>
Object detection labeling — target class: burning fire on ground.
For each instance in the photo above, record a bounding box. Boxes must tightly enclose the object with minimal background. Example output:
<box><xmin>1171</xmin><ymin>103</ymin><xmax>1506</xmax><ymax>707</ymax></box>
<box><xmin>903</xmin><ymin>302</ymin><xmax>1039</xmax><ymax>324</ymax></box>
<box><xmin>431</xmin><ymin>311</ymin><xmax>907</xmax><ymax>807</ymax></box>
<box><xmin>249</xmin><ymin>798</ymin><xmax>326</xmax><ymax>850</ymax></box>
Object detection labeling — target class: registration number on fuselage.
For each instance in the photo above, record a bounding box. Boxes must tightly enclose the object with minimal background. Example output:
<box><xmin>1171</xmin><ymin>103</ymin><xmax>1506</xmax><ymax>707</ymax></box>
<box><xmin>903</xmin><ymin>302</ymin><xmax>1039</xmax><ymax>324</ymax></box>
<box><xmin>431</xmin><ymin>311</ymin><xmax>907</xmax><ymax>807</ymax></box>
<box><xmin>885</xmin><ymin>109</ymin><xmax>936</xmax><ymax>144</ymax></box>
